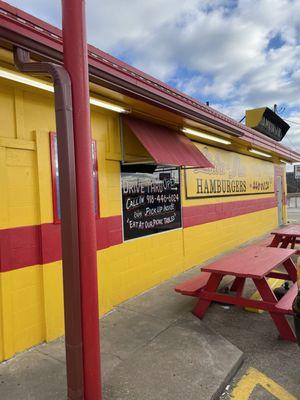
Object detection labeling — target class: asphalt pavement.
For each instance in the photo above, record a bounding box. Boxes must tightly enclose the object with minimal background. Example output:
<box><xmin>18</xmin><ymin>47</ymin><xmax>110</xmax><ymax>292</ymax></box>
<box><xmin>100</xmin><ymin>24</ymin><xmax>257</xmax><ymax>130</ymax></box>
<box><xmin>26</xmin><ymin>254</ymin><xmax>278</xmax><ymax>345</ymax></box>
<box><xmin>215</xmin><ymin>208</ymin><xmax>300</xmax><ymax>399</ymax></box>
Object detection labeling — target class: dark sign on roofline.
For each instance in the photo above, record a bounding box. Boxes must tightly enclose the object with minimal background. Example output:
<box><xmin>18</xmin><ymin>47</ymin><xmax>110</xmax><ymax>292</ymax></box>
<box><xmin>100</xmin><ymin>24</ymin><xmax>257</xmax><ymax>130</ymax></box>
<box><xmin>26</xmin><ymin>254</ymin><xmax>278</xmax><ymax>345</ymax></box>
<box><xmin>246</xmin><ymin>107</ymin><xmax>290</xmax><ymax>142</ymax></box>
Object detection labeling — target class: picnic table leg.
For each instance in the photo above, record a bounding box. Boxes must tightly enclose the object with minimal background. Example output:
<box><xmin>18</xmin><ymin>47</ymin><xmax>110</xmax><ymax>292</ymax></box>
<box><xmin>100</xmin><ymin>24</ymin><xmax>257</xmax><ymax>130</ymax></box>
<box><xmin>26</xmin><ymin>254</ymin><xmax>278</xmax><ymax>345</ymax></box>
<box><xmin>230</xmin><ymin>277</ymin><xmax>245</xmax><ymax>293</ymax></box>
<box><xmin>282</xmin><ymin>258</ymin><xmax>298</xmax><ymax>282</ymax></box>
<box><xmin>290</xmin><ymin>236</ymin><xmax>296</xmax><ymax>249</ymax></box>
<box><xmin>253</xmin><ymin>277</ymin><xmax>296</xmax><ymax>342</ymax></box>
<box><xmin>234</xmin><ymin>277</ymin><xmax>246</xmax><ymax>299</ymax></box>
<box><xmin>270</xmin><ymin>234</ymin><xmax>282</xmax><ymax>248</ymax></box>
<box><xmin>193</xmin><ymin>273</ymin><xmax>223</xmax><ymax>319</ymax></box>
<box><xmin>280</xmin><ymin>236</ymin><xmax>291</xmax><ymax>248</ymax></box>
<box><xmin>230</xmin><ymin>277</ymin><xmax>246</xmax><ymax>308</ymax></box>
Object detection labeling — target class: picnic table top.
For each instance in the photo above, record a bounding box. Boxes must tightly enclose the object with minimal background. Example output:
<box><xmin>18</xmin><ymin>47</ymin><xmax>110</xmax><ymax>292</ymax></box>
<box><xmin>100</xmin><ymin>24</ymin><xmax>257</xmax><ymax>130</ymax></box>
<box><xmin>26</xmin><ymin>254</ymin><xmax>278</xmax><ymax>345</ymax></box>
<box><xmin>271</xmin><ymin>225</ymin><xmax>300</xmax><ymax>237</ymax></box>
<box><xmin>201</xmin><ymin>245</ymin><xmax>296</xmax><ymax>279</ymax></box>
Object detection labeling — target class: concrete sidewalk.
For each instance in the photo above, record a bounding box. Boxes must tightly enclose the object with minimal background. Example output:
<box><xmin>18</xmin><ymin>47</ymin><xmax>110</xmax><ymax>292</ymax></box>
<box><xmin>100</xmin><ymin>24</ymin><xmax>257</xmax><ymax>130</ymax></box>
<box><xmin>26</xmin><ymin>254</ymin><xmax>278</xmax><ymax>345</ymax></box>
<box><xmin>0</xmin><ymin>264</ymin><xmax>243</xmax><ymax>400</ymax></box>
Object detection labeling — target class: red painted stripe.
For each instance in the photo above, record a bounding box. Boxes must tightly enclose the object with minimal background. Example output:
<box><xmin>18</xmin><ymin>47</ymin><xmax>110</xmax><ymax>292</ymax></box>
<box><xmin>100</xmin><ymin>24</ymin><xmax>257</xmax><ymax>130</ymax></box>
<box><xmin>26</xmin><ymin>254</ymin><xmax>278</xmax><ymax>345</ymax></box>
<box><xmin>182</xmin><ymin>196</ymin><xmax>276</xmax><ymax>228</ymax></box>
<box><xmin>0</xmin><ymin>225</ymin><xmax>42</xmax><ymax>272</ymax></box>
<box><xmin>95</xmin><ymin>216</ymin><xmax>123</xmax><ymax>250</ymax></box>
<box><xmin>0</xmin><ymin>216</ymin><xmax>123</xmax><ymax>272</ymax></box>
<box><xmin>0</xmin><ymin>198</ymin><xmax>276</xmax><ymax>272</ymax></box>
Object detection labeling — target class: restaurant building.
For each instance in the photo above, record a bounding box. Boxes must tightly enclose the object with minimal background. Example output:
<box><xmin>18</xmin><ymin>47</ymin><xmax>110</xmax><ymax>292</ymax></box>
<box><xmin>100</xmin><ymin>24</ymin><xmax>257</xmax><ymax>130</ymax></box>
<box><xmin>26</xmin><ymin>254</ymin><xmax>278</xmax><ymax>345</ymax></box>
<box><xmin>1</xmin><ymin>1</ymin><xmax>300</xmax><ymax>362</ymax></box>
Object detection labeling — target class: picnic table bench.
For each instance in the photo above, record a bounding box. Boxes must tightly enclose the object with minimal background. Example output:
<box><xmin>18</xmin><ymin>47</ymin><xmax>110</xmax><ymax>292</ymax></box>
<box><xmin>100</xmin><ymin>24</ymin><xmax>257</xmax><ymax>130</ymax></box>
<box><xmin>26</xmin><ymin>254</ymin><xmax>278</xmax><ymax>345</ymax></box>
<box><xmin>270</xmin><ymin>225</ymin><xmax>300</xmax><ymax>254</ymax></box>
<box><xmin>175</xmin><ymin>272</ymin><xmax>211</xmax><ymax>296</ymax></box>
<box><xmin>175</xmin><ymin>245</ymin><xmax>298</xmax><ymax>342</ymax></box>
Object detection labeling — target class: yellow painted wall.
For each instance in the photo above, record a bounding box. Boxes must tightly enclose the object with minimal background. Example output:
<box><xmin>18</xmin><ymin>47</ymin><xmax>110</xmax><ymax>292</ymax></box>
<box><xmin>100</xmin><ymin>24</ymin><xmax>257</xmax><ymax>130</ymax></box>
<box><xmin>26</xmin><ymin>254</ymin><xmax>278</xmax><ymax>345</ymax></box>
<box><xmin>42</xmin><ymin>261</ymin><xmax>64</xmax><ymax>342</ymax></box>
<box><xmin>0</xmin><ymin>265</ymin><xmax>45</xmax><ymax>360</ymax></box>
<box><xmin>0</xmin><ymin>74</ymin><xmax>282</xmax><ymax>362</ymax></box>
<box><xmin>183</xmin><ymin>208</ymin><xmax>277</xmax><ymax>268</ymax></box>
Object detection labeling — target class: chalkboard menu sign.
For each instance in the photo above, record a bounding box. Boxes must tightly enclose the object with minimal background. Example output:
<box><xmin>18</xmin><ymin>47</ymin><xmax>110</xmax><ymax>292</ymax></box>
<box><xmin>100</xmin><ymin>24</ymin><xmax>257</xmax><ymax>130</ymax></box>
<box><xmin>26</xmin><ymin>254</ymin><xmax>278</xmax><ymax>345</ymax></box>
<box><xmin>121</xmin><ymin>168</ymin><xmax>182</xmax><ymax>241</ymax></box>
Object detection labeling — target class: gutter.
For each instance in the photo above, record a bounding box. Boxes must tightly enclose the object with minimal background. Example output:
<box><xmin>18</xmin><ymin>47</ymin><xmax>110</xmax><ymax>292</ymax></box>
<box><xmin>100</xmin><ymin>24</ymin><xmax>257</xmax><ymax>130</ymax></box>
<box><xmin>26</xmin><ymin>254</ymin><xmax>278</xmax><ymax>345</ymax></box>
<box><xmin>14</xmin><ymin>47</ymin><xmax>84</xmax><ymax>400</ymax></box>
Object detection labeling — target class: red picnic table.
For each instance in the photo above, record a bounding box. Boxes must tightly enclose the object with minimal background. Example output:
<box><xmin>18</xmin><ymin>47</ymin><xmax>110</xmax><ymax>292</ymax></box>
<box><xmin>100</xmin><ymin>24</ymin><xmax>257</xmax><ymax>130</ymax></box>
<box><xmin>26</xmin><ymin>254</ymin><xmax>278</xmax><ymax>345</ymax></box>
<box><xmin>270</xmin><ymin>225</ymin><xmax>300</xmax><ymax>254</ymax></box>
<box><xmin>189</xmin><ymin>246</ymin><xmax>298</xmax><ymax>342</ymax></box>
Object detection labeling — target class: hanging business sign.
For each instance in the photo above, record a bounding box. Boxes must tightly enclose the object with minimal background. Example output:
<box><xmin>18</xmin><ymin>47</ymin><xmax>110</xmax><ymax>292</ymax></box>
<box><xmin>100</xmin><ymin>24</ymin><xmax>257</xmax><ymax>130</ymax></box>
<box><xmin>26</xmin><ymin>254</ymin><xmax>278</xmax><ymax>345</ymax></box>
<box><xmin>185</xmin><ymin>144</ymin><xmax>274</xmax><ymax>199</ymax></box>
<box><xmin>121</xmin><ymin>168</ymin><xmax>182</xmax><ymax>240</ymax></box>
<box><xmin>245</xmin><ymin>107</ymin><xmax>289</xmax><ymax>142</ymax></box>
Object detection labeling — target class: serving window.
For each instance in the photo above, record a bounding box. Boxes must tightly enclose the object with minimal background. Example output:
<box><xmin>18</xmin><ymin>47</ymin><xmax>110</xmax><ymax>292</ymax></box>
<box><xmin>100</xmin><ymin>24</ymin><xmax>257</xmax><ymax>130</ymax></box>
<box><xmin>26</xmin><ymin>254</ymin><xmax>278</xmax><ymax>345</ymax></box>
<box><xmin>50</xmin><ymin>132</ymin><xmax>99</xmax><ymax>223</ymax></box>
<box><xmin>121</xmin><ymin>165</ymin><xmax>182</xmax><ymax>241</ymax></box>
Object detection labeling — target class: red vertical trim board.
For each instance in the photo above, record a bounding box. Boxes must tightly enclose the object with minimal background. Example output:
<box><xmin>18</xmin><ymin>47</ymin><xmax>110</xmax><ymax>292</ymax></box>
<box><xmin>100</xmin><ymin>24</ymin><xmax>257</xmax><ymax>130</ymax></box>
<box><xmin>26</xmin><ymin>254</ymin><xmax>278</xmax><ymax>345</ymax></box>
<box><xmin>274</xmin><ymin>164</ymin><xmax>287</xmax><ymax>205</ymax></box>
<box><xmin>50</xmin><ymin>133</ymin><xmax>100</xmax><ymax>222</ymax></box>
<box><xmin>49</xmin><ymin>132</ymin><xmax>61</xmax><ymax>224</ymax></box>
<box><xmin>92</xmin><ymin>139</ymin><xmax>100</xmax><ymax>218</ymax></box>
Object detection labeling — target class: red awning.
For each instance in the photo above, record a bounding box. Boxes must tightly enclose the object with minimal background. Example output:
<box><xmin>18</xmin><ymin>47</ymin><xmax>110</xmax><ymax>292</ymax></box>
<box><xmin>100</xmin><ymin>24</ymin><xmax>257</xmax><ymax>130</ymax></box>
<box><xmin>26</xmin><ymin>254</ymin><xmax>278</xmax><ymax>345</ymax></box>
<box><xmin>122</xmin><ymin>116</ymin><xmax>213</xmax><ymax>168</ymax></box>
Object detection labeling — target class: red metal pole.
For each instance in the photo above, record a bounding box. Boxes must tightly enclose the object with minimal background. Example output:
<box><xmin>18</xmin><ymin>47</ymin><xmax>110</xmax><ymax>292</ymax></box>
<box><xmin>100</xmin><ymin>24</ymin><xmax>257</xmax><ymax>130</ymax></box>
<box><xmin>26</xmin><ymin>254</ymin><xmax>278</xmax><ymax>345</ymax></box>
<box><xmin>61</xmin><ymin>1</ymin><xmax>102</xmax><ymax>399</ymax></box>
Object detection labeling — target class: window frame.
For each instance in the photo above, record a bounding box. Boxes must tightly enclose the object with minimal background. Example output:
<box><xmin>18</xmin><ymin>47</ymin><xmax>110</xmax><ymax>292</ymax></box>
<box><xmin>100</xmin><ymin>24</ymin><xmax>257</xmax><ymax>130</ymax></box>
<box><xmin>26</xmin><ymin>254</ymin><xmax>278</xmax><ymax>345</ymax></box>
<box><xmin>49</xmin><ymin>132</ymin><xmax>100</xmax><ymax>224</ymax></box>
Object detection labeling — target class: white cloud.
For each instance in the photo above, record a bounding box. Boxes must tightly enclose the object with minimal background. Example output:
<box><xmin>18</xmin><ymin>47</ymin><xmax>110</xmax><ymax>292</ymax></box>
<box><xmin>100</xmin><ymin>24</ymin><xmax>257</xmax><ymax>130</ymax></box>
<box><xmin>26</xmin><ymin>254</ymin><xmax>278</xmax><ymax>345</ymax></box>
<box><xmin>6</xmin><ymin>0</ymin><xmax>300</xmax><ymax>151</ymax></box>
<box><xmin>9</xmin><ymin>0</ymin><xmax>61</xmax><ymax>27</ymax></box>
<box><xmin>282</xmin><ymin>114</ymin><xmax>300</xmax><ymax>150</ymax></box>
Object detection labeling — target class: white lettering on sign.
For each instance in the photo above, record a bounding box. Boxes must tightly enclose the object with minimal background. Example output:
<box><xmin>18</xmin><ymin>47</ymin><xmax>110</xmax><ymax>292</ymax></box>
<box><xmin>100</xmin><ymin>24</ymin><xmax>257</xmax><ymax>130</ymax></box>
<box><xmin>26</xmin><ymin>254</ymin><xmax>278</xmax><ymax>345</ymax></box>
<box><xmin>121</xmin><ymin>169</ymin><xmax>182</xmax><ymax>240</ymax></box>
<box><xmin>260</xmin><ymin>116</ymin><xmax>282</xmax><ymax>140</ymax></box>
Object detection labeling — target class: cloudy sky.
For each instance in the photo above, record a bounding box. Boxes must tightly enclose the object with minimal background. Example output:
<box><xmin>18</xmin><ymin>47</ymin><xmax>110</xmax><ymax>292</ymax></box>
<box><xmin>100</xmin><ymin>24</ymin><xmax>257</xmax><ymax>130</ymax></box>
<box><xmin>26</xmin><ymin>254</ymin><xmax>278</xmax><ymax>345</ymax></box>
<box><xmin>8</xmin><ymin>0</ymin><xmax>300</xmax><ymax>160</ymax></box>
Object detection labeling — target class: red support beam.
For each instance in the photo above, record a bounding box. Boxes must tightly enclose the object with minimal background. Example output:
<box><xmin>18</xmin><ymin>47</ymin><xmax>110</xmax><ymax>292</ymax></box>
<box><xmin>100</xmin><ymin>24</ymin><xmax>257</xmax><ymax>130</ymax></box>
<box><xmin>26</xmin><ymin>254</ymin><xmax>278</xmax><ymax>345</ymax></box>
<box><xmin>61</xmin><ymin>1</ymin><xmax>102</xmax><ymax>399</ymax></box>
